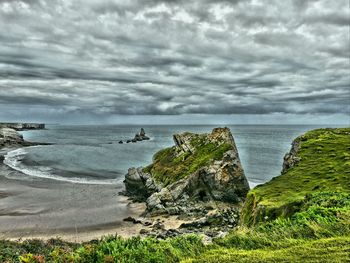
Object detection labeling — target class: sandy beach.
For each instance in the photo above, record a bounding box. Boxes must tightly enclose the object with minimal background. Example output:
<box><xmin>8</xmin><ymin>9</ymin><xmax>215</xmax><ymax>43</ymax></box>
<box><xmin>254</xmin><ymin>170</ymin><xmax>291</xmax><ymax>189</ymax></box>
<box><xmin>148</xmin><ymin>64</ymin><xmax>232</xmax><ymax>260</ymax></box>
<box><xmin>0</xmin><ymin>147</ymin><xmax>142</xmax><ymax>242</ymax></box>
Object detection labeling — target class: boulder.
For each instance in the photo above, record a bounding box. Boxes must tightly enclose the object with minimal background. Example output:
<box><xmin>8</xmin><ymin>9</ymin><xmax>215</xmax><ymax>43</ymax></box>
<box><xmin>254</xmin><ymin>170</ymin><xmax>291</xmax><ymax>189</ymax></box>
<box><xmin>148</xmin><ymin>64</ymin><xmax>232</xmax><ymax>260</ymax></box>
<box><xmin>123</xmin><ymin>167</ymin><xmax>161</xmax><ymax>201</ymax></box>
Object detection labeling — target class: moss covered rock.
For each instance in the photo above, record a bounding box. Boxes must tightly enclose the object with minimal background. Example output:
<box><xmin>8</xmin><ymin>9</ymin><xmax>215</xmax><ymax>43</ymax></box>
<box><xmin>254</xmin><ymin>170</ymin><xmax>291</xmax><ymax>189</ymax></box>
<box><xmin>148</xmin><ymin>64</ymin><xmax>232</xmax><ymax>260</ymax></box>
<box><xmin>124</xmin><ymin>127</ymin><xmax>250</xmax><ymax>214</ymax></box>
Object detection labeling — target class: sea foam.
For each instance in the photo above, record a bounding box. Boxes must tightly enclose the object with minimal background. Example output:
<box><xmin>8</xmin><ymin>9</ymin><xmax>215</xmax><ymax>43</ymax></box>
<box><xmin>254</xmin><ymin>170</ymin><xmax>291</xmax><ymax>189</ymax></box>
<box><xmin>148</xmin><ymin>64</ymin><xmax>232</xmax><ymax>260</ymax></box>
<box><xmin>3</xmin><ymin>147</ymin><xmax>120</xmax><ymax>185</ymax></box>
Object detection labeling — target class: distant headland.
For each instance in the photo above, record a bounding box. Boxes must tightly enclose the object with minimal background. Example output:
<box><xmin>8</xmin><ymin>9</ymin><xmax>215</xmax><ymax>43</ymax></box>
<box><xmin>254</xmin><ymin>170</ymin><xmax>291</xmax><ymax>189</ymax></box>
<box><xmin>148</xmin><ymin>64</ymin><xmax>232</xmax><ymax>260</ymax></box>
<box><xmin>0</xmin><ymin>122</ymin><xmax>45</xmax><ymax>131</ymax></box>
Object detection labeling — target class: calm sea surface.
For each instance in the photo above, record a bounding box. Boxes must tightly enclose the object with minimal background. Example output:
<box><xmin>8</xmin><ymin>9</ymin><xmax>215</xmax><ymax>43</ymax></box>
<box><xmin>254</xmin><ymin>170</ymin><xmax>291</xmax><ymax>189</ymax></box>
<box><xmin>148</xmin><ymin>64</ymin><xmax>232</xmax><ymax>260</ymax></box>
<box><xmin>4</xmin><ymin>124</ymin><xmax>340</xmax><ymax>186</ymax></box>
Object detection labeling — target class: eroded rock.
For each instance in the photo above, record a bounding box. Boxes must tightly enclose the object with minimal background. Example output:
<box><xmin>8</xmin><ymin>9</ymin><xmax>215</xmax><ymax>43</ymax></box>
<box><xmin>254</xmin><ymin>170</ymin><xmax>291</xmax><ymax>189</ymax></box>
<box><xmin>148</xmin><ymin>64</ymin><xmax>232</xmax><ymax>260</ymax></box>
<box><xmin>123</xmin><ymin>127</ymin><xmax>250</xmax><ymax>217</ymax></box>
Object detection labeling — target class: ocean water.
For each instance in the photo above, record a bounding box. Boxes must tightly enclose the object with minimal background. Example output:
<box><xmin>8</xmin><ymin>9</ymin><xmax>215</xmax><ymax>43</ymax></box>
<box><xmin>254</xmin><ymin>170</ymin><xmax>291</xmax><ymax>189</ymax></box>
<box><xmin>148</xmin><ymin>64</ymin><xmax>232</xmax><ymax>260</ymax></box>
<box><xmin>3</xmin><ymin>124</ymin><xmax>336</xmax><ymax>186</ymax></box>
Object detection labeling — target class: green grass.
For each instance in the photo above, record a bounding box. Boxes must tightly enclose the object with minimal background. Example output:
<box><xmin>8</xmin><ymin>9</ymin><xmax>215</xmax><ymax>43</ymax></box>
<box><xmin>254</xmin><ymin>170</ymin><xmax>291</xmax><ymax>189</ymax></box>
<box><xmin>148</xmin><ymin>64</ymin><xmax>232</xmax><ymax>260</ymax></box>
<box><xmin>1</xmin><ymin>235</ymin><xmax>205</xmax><ymax>263</ymax></box>
<box><xmin>182</xmin><ymin>237</ymin><xmax>350</xmax><ymax>263</ymax></box>
<box><xmin>242</xmin><ymin>128</ymin><xmax>350</xmax><ymax>225</ymax></box>
<box><xmin>143</xmin><ymin>133</ymin><xmax>233</xmax><ymax>186</ymax></box>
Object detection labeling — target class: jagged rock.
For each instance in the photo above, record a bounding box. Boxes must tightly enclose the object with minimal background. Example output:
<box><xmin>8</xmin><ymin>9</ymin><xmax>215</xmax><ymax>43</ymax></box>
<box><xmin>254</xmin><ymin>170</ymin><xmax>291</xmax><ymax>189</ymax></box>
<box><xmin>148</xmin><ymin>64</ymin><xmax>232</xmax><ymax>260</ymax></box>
<box><xmin>0</xmin><ymin>128</ymin><xmax>25</xmax><ymax>146</ymax></box>
<box><xmin>282</xmin><ymin>139</ymin><xmax>301</xmax><ymax>173</ymax></box>
<box><xmin>123</xmin><ymin>167</ymin><xmax>161</xmax><ymax>201</ymax></box>
<box><xmin>130</xmin><ymin>128</ymin><xmax>150</xmax><ymax>143</ymax></box>
<box><xmin>140</xmin><ymin>128</ymin><xmax>146</xmax><ymax>137</ymax></box>
<box><xmin>0</xmin><ymin>128</ymin><xmax>50</xmax><ymax>149</ymax></box>
<box><xmin>123</xmin><ymin>127</ymin><xmax>250</xmax><ymax>217</ymax></box>
<box><xmin>118</xmin><ymin>140</ymin><xmax>123</xmax><ymax>144</ymax></box>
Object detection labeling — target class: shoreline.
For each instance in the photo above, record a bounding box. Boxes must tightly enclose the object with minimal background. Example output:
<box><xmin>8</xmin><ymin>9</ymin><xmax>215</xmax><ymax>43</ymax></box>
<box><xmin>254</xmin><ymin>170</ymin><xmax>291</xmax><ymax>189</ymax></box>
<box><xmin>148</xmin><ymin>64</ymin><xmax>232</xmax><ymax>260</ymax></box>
<box><xmin>0</xmin><ymin>146</ymin><xmax>191</xmax><ymax>242</ymax></box>
<box><xmin>0</xmin><ymin>149</ymin><xmax>139</xmax><ymax>242</ymax></box>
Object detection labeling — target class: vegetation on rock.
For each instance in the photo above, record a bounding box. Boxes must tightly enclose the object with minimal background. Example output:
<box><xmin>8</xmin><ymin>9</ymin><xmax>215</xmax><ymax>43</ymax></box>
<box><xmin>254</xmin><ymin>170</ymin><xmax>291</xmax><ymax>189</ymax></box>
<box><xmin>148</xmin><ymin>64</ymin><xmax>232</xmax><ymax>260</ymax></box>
<box><xmin>143</xmin><ymin>135</ymin><xmax>233</xmax><ymax>186</ymax></box>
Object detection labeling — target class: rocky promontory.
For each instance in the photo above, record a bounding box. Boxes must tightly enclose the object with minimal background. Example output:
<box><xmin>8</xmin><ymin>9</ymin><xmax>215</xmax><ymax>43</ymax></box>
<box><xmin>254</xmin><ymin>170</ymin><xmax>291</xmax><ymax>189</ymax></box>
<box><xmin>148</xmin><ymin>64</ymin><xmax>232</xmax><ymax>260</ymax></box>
<box><xmin>123</xmin><ymin>127</ymin><xmax>250</xmax><ymax>237</ymax></box>
<box><xmin>0</xmin><ymin>127</ymin><xmax>50</xmax><ymax>153</ymax></box>
<box><xmin>0</xmin><ymin>122</ymin><xmax>45</xmax><ymax>131</ymax></box>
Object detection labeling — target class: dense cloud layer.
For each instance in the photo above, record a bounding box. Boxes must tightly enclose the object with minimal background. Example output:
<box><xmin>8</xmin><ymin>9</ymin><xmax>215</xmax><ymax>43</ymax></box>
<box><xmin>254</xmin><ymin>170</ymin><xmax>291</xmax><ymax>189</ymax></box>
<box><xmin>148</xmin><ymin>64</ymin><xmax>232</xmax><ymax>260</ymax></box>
<box><xmin>0</xmin><ymin>0</ymin><xmax>349</xmax><ymax>123</ymax></box>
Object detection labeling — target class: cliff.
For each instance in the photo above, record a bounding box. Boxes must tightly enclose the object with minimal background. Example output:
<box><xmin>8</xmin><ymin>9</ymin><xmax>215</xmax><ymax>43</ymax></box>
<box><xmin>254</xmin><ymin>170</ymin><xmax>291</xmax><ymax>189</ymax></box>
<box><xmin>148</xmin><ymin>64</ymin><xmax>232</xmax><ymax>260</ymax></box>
<box><xmin>0</xmin><ymin>123</ymin><xmax>45</xmax><ymax>131</ymax></box>
<box><xmin>0</xmin><ymin>128</ymin><xmax>49</xmax><ymax>149</ymax></box>
<box><xmin>124</xmin><ymin>127</ymin><xmax>250</xmax><ymax>217</ymax></box>
<box><xmin>241</xmin><ymin>127</ymin><xmax>350</xmax><ymax>226</ymax></box>
<box><xmin>0</xmin><ymin>128</ymin><xmax>26</xmax><ymax>147</ymax></box>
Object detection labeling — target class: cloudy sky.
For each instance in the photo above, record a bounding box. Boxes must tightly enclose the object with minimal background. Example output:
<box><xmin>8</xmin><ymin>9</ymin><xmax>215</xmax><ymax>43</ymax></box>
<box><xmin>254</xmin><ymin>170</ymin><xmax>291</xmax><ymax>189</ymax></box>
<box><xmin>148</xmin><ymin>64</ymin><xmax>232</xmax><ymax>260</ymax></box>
<box><xmin>0</xmin><ymin>0</ymin><xmax>349</xmax><ymax>124</ymax></box>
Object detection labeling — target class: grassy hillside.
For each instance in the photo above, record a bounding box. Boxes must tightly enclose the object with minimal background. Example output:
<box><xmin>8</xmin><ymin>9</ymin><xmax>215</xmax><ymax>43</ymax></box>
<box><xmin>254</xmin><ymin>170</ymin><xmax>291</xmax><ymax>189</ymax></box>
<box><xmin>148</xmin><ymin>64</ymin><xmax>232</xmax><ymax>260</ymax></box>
<box><xmin>242</xmin><ymin>128</ymin><xmax>350</xmax><ymax>225</ymax></box>
<box><xmin>184</xmin><ymin>191</ymin><xmax>350</xmax><ymax>262</ymax></box>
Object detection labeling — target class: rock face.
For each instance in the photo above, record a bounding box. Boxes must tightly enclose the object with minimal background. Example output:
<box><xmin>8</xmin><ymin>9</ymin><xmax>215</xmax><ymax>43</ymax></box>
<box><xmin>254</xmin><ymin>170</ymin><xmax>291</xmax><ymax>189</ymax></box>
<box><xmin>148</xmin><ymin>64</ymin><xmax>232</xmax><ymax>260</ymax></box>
<box><xmin>0</xmin><ymin>128</ymin><xmax>50</xmax><ymax>148</ymax></box>
<box><xmin>282</xmin><ymin>137</ymin><xmax>301</xmax><ymax>173</ymax></box>
<box><xmin>0</xmin><ymin>128</ymin><xmax>25</xmax><ymax>146</ymax></box>
<box><xmin>124</xmin><ymin>127</ymin><xmax>250</xmax><ymax>216</ymax></box>
<box><xmin>123</xmin><ymin>167</ymin><xmax>162</xmax><ymax>202</ymax></box>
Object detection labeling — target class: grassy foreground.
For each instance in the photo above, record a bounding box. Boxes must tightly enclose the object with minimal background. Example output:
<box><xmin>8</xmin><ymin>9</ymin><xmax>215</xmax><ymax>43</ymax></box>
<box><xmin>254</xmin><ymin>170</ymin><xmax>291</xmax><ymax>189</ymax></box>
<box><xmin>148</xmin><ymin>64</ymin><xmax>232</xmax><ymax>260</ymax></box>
<box><xmin>1</xmin><ymin>128</ymin><xmax>349</xmax><ymax>262</ymax></box>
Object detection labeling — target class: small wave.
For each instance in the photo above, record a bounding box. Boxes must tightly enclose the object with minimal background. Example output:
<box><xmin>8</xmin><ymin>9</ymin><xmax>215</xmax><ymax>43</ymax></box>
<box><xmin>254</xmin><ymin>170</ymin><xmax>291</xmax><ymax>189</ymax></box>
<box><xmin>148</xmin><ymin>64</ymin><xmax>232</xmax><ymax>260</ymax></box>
<box><xmin>3</xmin><ymin>148</ymin><xmax>120</xmax><ymax>185</ymax></box>
<box><xmin>248</xmin><ymin>181</ymin><xmax>262</xmax><ymax>189</ymax></box>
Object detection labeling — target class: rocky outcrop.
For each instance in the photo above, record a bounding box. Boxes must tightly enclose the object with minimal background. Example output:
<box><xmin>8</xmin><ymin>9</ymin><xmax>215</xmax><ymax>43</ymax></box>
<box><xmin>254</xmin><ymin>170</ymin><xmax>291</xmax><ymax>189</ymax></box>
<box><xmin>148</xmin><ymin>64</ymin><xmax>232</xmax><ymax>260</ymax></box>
<box><xmin>0</xmin><ymin>123</ymin><xmax>45</xmax><ymax>131</ymax></box>
<box><xmin>123</xmin><ymin>167</ymin><xmax>161</xmax><ymax>201</ymax></box>
<box><xmin>0</xmin><ymin>128</ymin><xmax>25</xmax><ymax>147</ymax></box>
<box><xmin>0</xmin><ymin>128</ymin><xmax>50</xmax><ymax>149</ymax></box>
<box><xmin>123</xmin><ymin>127</ymin><xmax>250</xmax><ymax>217</ymax></box>
<box><xmin>282</xmin><ymin>137</ymin><xmax>302</xmax><ymax>173</ymax></box>
<box><xmin>123</xmin><ymin>128</ymin><xmax>150</xmax><ymax>144</ymax></box>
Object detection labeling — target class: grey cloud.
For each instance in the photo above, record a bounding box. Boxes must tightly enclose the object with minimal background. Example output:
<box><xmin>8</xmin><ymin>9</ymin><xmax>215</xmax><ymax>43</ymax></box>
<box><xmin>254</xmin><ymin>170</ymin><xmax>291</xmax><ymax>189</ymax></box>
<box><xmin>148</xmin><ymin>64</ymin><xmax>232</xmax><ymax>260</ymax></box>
<box><xmin>0</xmin><ymin>0</ymin><xmax>349</xmax><ymax>123</ymax></box>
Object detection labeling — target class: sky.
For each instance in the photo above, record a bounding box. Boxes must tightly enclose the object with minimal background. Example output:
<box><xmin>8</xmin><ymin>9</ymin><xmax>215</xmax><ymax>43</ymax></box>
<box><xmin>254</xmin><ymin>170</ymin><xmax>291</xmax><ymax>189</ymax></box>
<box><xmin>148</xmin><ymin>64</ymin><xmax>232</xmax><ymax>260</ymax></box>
<box><xmin>0</xmin><ymin>0</ymin><xmax>349</xmax><ymax>125</ymax></box>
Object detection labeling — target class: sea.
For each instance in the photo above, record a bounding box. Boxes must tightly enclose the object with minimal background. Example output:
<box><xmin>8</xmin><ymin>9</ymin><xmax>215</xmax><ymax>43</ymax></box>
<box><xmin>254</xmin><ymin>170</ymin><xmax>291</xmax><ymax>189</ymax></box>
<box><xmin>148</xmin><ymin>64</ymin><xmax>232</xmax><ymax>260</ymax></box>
<box><xmin>0</xmin><ymin>124</ymin><xmax>343</xmax><ymax>238</ymax></box>
<box><xmin>3</xmin><ymin>124</ymin><xmax>341</xmax><ymax>187</ymax></box>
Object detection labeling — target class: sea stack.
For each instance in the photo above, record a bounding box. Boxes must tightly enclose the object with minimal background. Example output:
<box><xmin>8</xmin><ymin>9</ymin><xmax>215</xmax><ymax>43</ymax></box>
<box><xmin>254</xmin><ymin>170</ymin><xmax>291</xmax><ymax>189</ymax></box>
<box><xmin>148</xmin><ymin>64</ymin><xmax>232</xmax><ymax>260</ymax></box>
<box><xmin>124</xmin><ymin>127</ymin><xmax>250</xmax><ymax>216</ymax></box>
<box><xmin>132</xmin><ymin>128</ymin><xmax>150</xmax><ymax>142</ymax></box>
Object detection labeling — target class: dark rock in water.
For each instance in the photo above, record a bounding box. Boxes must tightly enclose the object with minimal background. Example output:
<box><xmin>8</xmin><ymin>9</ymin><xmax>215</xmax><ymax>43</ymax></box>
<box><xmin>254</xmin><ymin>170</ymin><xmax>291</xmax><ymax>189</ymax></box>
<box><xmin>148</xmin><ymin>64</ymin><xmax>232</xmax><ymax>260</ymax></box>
<box><xmin>126</xmin><ymin>140</ymin><xmax>131</xmax><ymax>143</ymax></box>
<box><xmin>118</xmin><ymin>140</ymin><xmax>123</xmax><ymax>144</ymax></box>
<box><xmin>140</xmin><ymin>128</ymin><xmax>146</xmax><ymax>137</ymax></box>
<box><xmin>134</xmin><ymin>134</ymin><xmax>142</xmax><ymax>141</ymax></box>
<box><xmin>129</xmin><ymin>128</ymin><xmax>150</xmax><ymax>143</ymax></box>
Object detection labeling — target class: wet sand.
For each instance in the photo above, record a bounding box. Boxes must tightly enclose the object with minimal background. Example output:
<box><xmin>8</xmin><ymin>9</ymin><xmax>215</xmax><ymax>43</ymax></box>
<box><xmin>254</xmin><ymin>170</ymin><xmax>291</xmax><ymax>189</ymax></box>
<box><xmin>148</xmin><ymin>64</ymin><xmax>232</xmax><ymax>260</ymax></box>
<box><xmin>0</xmin><ymin>147</ymin><xmax>148</xmax><ymax>242</ymax></box>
